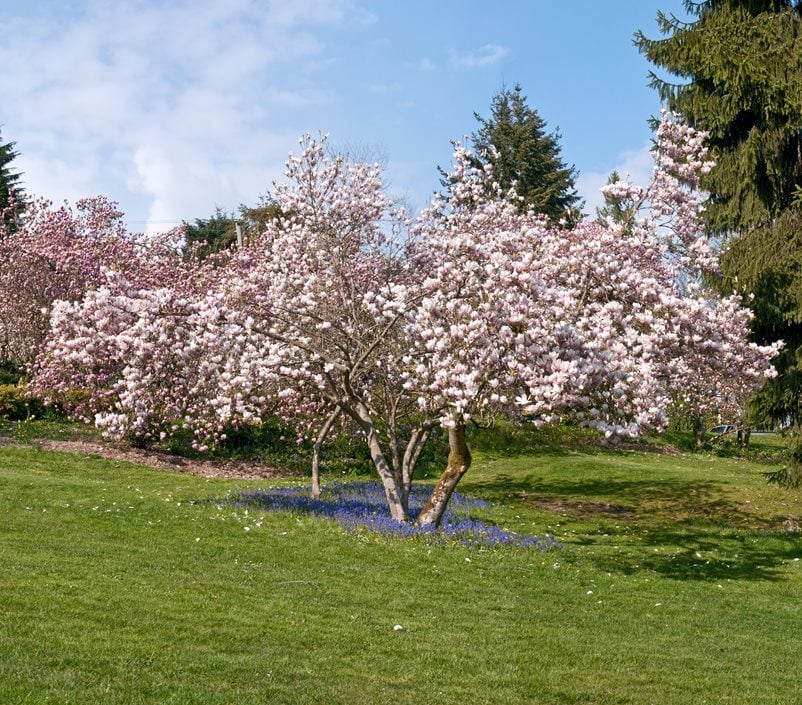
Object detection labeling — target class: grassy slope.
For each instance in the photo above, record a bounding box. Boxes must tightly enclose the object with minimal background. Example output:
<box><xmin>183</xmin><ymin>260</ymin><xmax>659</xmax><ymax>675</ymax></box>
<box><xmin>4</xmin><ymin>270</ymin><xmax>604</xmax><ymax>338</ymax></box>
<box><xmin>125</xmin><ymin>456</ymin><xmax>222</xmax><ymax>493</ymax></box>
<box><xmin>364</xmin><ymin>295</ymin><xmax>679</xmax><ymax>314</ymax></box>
<box><xmin>1</xmin><ymin>434</ymin><xmax>801</xmax><ymax>705</ymax></box>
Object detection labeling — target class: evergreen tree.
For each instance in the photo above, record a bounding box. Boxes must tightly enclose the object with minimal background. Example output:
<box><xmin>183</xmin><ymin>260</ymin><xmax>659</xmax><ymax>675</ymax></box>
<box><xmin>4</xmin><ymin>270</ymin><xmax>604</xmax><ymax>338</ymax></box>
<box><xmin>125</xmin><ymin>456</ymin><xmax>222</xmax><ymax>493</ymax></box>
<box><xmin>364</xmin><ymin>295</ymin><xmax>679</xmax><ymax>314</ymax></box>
<box><xmin>183</xmin><ymin>207</ymin><xmax>237</xmax><ymax>257</ymax></box>
<box><xmin>637</xmin><ymin>1</ymin><xmax>802</xmax><ymax>472</ymax></box>
<box><xmin>0</xmin><ymin>129</ymin><xmax>25</xmax><ymax>233</ymax></box>
<box><xmin>636</xmin><ymin>2</ymin><xmax>802</xmax><ymax>234</ymax></box>
<box><xmin>469</xmin><ymin>84</ymin><xmax>582</xmax><ymax>223</ymax></box>
<box><xmin>183</xmin><ymin>199</ymin><xmax>282</xmax><ymax>257</ymax></box>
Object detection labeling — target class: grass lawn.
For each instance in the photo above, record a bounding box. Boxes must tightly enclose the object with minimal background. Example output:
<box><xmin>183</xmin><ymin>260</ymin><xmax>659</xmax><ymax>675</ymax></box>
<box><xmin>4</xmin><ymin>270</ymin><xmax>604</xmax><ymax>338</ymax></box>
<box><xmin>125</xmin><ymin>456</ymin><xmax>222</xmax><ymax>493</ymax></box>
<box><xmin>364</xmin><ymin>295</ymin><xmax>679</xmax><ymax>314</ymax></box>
<box><xmin>1</xmin><ymin>428</ymin><xmax>801</xmax><ymax>704</ymax></box>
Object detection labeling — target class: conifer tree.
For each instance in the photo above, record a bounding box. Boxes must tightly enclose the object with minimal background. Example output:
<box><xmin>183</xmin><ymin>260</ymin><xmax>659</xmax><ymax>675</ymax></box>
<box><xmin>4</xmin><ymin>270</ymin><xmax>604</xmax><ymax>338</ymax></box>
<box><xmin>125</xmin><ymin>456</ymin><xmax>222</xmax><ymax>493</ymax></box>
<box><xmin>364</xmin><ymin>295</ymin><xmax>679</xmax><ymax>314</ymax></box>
<box><xmin>0</xmin><ymin>129</ymin><xmax>25</xmax><ymax>233</ymax></box>
<box><xmin>637</xmin><ymin>1</ymin><xmax>802</xmax><ymax>470</ymax></box>
<box><xmin>470</xmin><ymin>84</ymin><xmax>582</xmax><ymax>224</ymax></box>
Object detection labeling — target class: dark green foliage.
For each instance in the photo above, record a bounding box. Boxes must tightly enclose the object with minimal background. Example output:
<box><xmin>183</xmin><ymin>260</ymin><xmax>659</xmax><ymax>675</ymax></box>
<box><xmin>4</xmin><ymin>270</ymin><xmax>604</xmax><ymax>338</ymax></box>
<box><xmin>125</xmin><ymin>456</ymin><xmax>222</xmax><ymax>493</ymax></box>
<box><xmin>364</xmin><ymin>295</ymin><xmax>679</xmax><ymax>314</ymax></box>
<box><xmin>0</xmin><ymin>361</ymin><xmax>21</xmax><ymax>386</ymax></box>
<box><xmin>636</xmin><ymin>1</ymin><xmax>802</xmax><ymax>235</ymax></box>
<box><xmin>764</xmin><ymin>428</ymin><xmax>802</xmax><ymax>486</ymax></box>
<box><xmin>0</xmin><ymin>128</ymin><xmax>25</xmax><ymax>233</ymax></box>
<box><xmin>722</xmin><ymin>211</ymin><xmax>802</xmax><ymax>430</ymax></box>
<box><xmin>594</xmin><ymin>170</ymin><xmax>639</xmax><ymax>230</ymax></box>
<box><xmin>183</xmin><ymin>199</ymin><xmax>282</xmax><ymax>257</ymax></box>
<box><xmin>183</xmin><ymin>207</ymin><xmax>237</xmax><ymax>257</ymax></box>
<box><xmin>163</xmin><ymin>416</ymin><xmax>448</xmax><ymax>480</ymax></box>
<box><xmin>469</xmin><ymin>84</ymin><xmax>582</xmax><ymax>224</ymax></box>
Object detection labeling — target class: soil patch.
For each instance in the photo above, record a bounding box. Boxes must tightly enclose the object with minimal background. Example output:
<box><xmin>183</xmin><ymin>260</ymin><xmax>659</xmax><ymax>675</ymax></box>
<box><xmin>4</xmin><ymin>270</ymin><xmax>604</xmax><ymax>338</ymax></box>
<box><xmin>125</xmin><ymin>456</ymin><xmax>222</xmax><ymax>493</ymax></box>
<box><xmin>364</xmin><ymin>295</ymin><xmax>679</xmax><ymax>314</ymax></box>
<box><xmin>28</xmin><ymin>439</ymin><xmax>295</xmax><ymax>480</ymax></box>
<box><xmin>524</xmin><ymin>495</ymin><xmax>636</xmax><ymax>518</ymax></box>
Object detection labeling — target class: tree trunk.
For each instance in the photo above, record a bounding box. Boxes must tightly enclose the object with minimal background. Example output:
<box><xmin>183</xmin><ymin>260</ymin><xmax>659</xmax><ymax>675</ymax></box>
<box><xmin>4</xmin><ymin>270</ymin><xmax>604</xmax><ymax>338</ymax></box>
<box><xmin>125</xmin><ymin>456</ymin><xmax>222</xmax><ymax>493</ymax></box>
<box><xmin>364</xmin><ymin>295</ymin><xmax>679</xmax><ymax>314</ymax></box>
<box><xmin>401</xmin><ymin>425</ymin><xmax>432</xmax><ymax>499</ymax></box>
<box><xmin>738</xmin><ymin>426</ymin><xmax>751</xmax><ymax>448</ymax></box>
<box><xmin>337</xmin><ymin>396</ymin><xmax>408</xmax><ymax>521</ymax></box>
<box><xmin>364</xmin><ymin>425</ymin><xmax>409</xmax><ymax>522</ymax></box>
<box><xmin>311</xmin><ymin>406</ymin><xmax>341</xmax><ymax>499</ymax></box>
<box><xmin>416</xmin><ymin>424</ymin><xmax>471</xmax><ymax>528</ymax></box>
<box><xmin>692</xmin><ymin>415</ymin><xmax>705</xmax><ymax>447</ymax></box>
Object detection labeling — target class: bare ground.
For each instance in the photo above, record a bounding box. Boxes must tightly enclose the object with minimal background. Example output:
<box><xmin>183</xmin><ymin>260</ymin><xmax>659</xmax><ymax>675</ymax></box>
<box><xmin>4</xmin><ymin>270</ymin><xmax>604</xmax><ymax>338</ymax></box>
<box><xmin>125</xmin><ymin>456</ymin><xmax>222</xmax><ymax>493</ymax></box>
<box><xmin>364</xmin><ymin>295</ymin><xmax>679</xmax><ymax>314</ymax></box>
<box><xmin>0</xmin><ymin>435</ymin><xmax>293</xmax><ymax>480</ymax></box>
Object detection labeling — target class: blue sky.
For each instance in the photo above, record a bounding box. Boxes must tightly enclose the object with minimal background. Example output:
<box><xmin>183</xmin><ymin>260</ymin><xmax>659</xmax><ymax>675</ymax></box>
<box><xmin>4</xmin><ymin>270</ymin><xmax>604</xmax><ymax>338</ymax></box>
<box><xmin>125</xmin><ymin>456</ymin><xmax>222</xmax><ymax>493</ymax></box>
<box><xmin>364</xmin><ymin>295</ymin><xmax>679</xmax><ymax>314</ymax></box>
<box><xmin>2</xmin><ymin>0</ymin><xmax>688</xmax><ymax>231</ymax></box>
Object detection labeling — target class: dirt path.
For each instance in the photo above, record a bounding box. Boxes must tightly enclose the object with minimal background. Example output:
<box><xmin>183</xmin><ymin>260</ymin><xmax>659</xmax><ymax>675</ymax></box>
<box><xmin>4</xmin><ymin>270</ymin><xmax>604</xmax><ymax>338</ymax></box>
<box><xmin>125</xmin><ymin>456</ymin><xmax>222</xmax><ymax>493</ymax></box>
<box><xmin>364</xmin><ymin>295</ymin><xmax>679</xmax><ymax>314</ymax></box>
<box><xmin>2</xmin><ymin>436</ymin><xmax>293</xmax><ymax>480</ymax></box>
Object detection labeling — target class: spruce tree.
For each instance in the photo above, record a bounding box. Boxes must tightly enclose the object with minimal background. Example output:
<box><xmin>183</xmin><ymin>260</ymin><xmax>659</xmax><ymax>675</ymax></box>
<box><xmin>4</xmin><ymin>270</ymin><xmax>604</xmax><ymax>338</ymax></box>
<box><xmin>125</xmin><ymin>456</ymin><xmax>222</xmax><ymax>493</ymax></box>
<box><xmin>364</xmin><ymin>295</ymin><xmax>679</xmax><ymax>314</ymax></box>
<box><xmin>470</xmin><ymin>84</ymin><xmax>582</xmax><ymax>224</ymax></box>
<box><xmin>637</xmin><ymin>1</ymin><xmax>802</xmax><ymax>471</ymax></box>
<box><xmin>0</xmin><ymin>129</ymin><xmax>25</xmax><ymax>233</ymax></box>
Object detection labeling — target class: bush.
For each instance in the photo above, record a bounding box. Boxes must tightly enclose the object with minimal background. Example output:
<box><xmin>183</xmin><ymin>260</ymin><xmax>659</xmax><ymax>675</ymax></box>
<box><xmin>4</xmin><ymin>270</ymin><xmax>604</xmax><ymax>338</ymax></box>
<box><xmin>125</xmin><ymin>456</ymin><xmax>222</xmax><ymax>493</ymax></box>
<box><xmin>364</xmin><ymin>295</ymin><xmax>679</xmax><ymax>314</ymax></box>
<box><xmin>0</xmin><ymin>384</ymin><xmax>45</xmax><ymax>421</ymax></box>
<box><xmin>0</xmin><ymin>360</ymin><xmax>22</xmax><ymax>385</ymax></box>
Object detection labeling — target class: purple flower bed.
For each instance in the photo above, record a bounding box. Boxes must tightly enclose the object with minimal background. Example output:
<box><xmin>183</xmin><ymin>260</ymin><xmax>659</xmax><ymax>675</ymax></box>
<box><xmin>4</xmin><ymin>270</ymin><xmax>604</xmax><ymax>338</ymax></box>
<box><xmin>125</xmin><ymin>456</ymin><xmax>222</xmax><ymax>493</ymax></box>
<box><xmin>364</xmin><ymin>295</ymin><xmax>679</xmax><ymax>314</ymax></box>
<box><xmin>229</xmin><ymin>481</ymin><xmax>559</xmax><ymax>550</ymax></box>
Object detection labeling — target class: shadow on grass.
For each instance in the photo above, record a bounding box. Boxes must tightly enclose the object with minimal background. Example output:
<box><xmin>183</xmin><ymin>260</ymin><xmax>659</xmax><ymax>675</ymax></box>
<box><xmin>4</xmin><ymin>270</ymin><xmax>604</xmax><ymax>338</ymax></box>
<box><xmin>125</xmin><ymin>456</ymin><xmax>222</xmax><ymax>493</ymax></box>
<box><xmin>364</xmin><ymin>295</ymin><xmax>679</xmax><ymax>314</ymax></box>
<box><xmin>468</xmin><ymin>472</ymin><xmax>752</xmax><ymax>519</ymax></box>
<box><xmin>467</xmin><ymin>424</ymin><xmax>611</xmax><ymax>459</ymax></box>
<box><xmin>602</xmin><ymin>525</ymin><xmax>802</xmax><ymax>582</ymax></box>
<box><xmin>468</xmin><ymin>472</ymin><xmax>801</xmax><ymax>582</ymax></box>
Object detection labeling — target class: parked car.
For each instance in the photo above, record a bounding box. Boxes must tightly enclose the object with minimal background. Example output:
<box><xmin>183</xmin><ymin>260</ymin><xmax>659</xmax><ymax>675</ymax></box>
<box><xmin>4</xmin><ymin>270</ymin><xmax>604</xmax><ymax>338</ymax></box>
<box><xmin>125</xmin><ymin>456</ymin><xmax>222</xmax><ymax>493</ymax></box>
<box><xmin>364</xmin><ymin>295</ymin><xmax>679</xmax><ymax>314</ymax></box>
<box><xmin>710</xmin><ymin>424</ymin><xmax>734</xmax><ymax>434</ymax></box>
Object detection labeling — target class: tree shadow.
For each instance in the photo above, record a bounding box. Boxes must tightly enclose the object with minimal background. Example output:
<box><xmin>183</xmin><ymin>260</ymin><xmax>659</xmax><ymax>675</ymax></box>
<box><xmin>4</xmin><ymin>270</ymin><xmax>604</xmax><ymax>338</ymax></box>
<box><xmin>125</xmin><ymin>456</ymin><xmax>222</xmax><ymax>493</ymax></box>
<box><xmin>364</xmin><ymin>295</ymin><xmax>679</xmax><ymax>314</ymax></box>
<box><xmin>596</xmin><ymin>524</ymin><xmax>801</xmax><ymax>582</ymax></box>
<box><xmin>466</xmin><ymin>473</ymin><xmax>801</xmax><ymax>582</ymax></box>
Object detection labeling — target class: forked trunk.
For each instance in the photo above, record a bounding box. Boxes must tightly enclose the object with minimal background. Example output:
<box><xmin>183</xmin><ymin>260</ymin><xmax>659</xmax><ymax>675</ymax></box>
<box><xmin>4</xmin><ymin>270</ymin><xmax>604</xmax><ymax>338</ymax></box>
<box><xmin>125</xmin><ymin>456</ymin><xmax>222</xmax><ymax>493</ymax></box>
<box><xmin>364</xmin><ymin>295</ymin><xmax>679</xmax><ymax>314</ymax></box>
<box><xmin>338</xmin><ymin>397</ymin><xmax>409</xmax><ymax>521</ymax></box>
<box><xmin>737</xmin><ymin>426</ymin><xmax>751</xmax><ymax>448</ymax></box>
<box><xmin>311</xmin><ymin>407</ymin><xmax>341</xmax><ymax>499</ymax></box>
<box><xmin>416</xmin><ymin>424</ymin><xmax>471</xmax><ymax>528</ymax></box>
<box><xmin>365</xmin><ymin>425</ymin><xmax>409</xmax><ymax>522</ymax></box>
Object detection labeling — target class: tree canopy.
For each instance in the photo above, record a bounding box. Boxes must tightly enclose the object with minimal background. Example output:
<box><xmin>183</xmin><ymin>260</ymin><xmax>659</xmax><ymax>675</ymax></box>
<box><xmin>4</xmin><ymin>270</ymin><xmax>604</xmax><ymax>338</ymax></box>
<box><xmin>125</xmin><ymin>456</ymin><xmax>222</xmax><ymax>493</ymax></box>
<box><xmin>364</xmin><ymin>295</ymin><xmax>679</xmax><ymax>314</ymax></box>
<box><xmin>183</xmin><ymin>200</ymin><xmax>282</xmax><ymax>257</ymax></box>
<box><xmin>25</xmin><ymin>119</ymin><xmax>776</xmax><ymax>524</ymax></box>
<box><xmin>469</xmin><ymin>84</ymin><xmax>582</xmax><ymax>224</ymax></box>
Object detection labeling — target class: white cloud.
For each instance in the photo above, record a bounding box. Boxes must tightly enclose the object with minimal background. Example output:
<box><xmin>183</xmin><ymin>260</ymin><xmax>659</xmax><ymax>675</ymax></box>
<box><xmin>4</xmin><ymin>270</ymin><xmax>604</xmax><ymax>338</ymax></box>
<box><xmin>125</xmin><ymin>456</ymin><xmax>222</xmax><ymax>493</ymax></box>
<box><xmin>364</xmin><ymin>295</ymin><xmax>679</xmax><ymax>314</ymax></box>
<box><xmin>369</xmin><ymin>81</ymin><xmax>402</xmax><ymax>95</ymax></box>
<box><xmin>577</xmin><ymin>144</ymin><xmax>654</xmax><ymax>219</ymax></box>
<box><xmin>0</xmin><ymin>0</ymin><xmax>363</xmax><ymax>231</ymax></box>
<box><xmin>448</xmin><ymin>43</ymin><xmax>510</xmax><ymax>68</ymax></box>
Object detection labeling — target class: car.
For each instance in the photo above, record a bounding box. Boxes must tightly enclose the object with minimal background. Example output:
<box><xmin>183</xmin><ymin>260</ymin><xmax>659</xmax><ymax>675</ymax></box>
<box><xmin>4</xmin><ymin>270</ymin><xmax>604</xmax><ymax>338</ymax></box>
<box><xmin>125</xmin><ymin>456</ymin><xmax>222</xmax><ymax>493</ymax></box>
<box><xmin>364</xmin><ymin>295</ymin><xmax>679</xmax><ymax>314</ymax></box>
<box><xmin>710</xmin><ymin>424</ymin><xmax>734</xmax><ymax>434</ymax></box>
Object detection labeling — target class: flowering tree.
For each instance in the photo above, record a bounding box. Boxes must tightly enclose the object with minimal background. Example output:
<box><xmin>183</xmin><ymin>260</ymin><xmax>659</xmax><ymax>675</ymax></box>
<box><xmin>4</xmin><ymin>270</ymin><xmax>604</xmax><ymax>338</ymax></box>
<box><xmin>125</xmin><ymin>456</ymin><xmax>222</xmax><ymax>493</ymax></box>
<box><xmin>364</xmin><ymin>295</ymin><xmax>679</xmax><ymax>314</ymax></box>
<box><xmin>29</xmin><ymin>116</ymin><xmax>779</xmax><ymax>528</ymax></box>
<box><xmin>599</xmin><ymin>113</ymin><xmax>782</xmax><ymax>439</ymax></box>
<box><xmin>0</xmin><ymin>196</ymin><xmax>191</xmax><ymax>369</ymax></box>
<box><xmin>31</xmin><ymin>272</ymin><xmax>277</xmax><ymax>448</ymax></box>
<box><xmin>403</xmin><ymin>141</ymin><xmax>710</xmax><ymax>526</ymax></box>
<box><xmin>224</xmin><ymin>136</ymin><xmax>426</xmax><ymax>520</ymax></box>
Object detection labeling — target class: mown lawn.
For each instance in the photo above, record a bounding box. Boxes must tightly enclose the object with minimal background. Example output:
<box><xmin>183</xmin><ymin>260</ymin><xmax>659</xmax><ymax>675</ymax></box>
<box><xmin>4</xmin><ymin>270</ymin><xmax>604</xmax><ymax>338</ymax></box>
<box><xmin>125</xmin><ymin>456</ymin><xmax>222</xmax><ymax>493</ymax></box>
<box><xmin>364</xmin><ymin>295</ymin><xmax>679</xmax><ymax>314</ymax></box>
<box><xmin>1</xmin><ymin>430</ymin><xmax>801</xmax><ymax>704</ymax></box>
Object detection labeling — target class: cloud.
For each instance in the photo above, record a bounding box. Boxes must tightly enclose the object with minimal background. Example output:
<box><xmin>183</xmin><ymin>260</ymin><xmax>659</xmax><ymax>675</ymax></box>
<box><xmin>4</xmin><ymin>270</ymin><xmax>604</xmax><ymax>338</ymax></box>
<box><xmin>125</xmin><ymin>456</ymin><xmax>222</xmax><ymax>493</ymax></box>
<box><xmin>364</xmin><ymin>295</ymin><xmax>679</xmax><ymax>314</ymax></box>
<box><xmin>448</xmin><ymin>43</ymin><xmax>510</xmax><ymax>68</ymax></box>
<box><xmin>0</xmin><ymin>0</ymin><xmax>365</xmax><ymax>232</ymax></box>
<box><xmin>369</xmin><ymin>81</ymin><xmax>402</xmax><ymax>95</ymax></box>
<box><xmin>577</xmin><ymin>144</ymin><xmax>654</xmax><ymax>219</ymax></box>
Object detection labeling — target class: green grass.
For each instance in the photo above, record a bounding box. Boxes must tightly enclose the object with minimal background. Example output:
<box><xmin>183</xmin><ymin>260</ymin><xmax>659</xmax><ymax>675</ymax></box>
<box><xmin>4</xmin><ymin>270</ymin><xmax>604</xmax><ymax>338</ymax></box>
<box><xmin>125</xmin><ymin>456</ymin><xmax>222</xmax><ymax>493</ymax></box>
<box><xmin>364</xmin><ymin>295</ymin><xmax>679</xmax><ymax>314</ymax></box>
<box><xmin>2</xmin><ymin>430</ymin><xmax>802</xmax><ymax>704</ymax></box>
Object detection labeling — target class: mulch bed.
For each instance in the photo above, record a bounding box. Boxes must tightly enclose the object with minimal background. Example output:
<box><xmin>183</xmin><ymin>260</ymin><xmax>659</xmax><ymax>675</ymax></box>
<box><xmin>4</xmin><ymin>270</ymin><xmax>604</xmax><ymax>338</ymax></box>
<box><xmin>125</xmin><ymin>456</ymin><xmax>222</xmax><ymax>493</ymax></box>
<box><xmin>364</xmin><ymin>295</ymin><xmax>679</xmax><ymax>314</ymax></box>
<box><xmin>2</xmin><ymin>436</ymin><xmax>294</xmax><ymax>480</ymax></box>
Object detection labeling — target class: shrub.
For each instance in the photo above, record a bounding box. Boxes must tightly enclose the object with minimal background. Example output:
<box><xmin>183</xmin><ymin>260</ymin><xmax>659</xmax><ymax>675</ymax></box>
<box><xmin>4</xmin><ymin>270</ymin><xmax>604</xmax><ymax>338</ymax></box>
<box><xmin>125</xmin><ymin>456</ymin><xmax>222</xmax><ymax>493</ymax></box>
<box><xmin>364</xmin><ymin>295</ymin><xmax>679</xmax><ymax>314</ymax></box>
<box><xmin>0</xmin><ymin>360</ymin><xmax>22</xmax><ymax>385</ymax></box>
<box><xmin>0</xmin><ymin>384</ymin><xmax>45</xmax><ymax>421</ymax></box>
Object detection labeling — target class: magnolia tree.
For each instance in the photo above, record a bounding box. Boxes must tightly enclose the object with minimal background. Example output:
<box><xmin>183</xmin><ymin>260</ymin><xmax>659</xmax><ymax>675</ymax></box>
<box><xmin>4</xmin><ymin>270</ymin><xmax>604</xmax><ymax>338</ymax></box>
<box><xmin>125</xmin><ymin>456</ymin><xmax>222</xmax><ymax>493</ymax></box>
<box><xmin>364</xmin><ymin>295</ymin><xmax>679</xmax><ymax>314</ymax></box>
<box><xmin>31</xmin><ymin>138</ymin><xmax>422</xmax><ymax>519</ymax></box>
<box><xmin>599</xmin><ymin>113</ymin><xmax>783</xmax><ymax>437</ymax></box>
<box><xmin>30</xmin><ymin>115</ymin><xmax>779</xmax><ymax>527</ymax></box>
<box><xmin>400</xmin><ymin>133</ymin><xmax>758</xmax><ymax>525</ymax></box>
<box><xmin>0</xmin><ymin>195</ymin><xmax>193</xmax><ymax>369</ymax></box>
<box><xmin>31</xmin><ymin>272</ymin><xmax>276</xmax><ymax>447</ymax></box>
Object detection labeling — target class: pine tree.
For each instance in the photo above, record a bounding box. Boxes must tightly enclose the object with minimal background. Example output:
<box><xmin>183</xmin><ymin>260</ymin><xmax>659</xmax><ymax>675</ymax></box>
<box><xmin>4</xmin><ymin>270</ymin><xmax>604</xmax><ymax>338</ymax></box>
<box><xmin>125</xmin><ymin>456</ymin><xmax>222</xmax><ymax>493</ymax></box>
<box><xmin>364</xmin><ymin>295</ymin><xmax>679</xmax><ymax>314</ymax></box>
<box><xmin>470</xmin><ymin>84</ymin><xmax>582</xmax><ymax>223</ymax></box>
<box><xmin>0</xmin><ymin>129</ymin><xmax>25</xmax><ymax>233</ymax></box>
<box><xmin>637</xmin><ymin>1</ymin><xmax>802</xmax><ymax>472</ymax></box>
<box><xmin>183</xmin><ymin>207</ymin><xmax>237</xmax><ymax>257</ymax></box>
